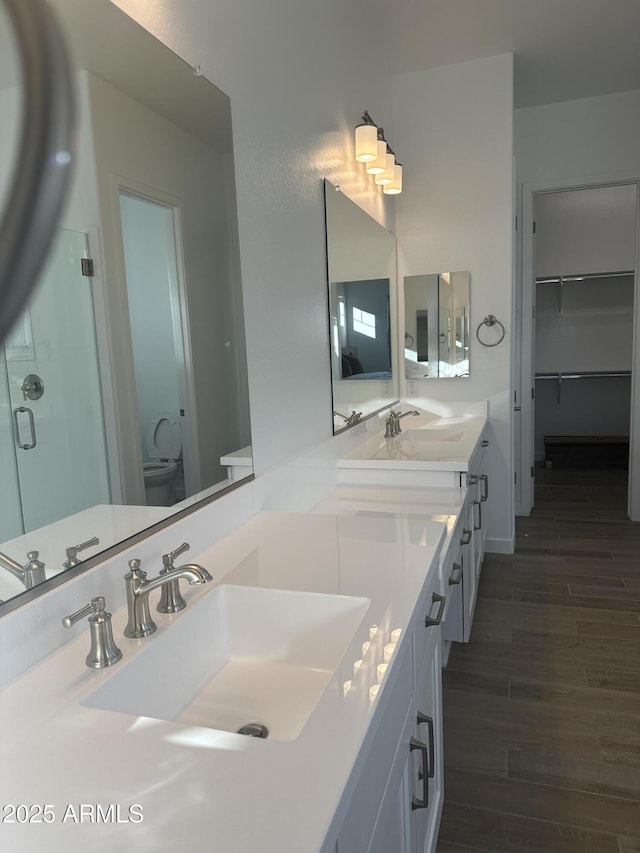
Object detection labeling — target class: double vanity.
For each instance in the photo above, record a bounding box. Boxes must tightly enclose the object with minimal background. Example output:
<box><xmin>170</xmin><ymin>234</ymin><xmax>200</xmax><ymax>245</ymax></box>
<box><xmin>0</xmin><ymin>402</ymin><xmax>489</xmax><ymax>853</ymax></box>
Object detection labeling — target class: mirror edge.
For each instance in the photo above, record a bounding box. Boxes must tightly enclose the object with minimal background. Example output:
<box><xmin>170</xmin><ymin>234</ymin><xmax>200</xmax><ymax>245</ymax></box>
<box><xmin>0</xmin><ymin>473</ymin><xmax>254</xmax><ymax>618</ymax></box>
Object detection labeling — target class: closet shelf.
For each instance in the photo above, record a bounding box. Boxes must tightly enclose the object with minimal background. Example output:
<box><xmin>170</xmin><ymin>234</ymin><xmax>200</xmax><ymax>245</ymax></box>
<box><xmin>536</xmin><ymin>270</ymin><xmax>634</xmax><ymax>284</ymax></box>
<box><xmin>535</xmin><ymin>370</ymin><xmax>631</xmax><ymax>405</ymax></box>
<box><xmin>535</xmin><ymin>370</ymin><xmax>631</xmax><ymax>380</ymax></box>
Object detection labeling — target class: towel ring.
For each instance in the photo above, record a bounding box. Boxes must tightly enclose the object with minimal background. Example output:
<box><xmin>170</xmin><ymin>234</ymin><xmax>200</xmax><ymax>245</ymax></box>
<box><xmin>475</xmin><ymin>314</ymin><xmax>506</xmax><ymax>347</ymax></box>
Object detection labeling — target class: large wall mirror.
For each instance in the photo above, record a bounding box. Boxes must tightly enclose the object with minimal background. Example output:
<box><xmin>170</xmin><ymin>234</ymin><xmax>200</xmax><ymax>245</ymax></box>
<box><xmin>0</xmin><ymin>0</ymin><xmax>252</xmax><ymax>611</ymax></box>
<box><xmin>404</xmin><ymin>271</ymin><xmax>470</xmax><ymax>379</ymax></box>
<box><xmin>324</xmin><ymin>181</ymin><xmax>399</xmax><ymax>433</ymax></box>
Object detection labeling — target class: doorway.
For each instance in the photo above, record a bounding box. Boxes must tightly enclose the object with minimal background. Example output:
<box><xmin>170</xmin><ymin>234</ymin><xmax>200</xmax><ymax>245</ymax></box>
<box><xmin>119</xmin><ymin>191</ymin><xmax>198</xmax><ymax>505</ymax></box>
<box><xmin>518</xmin><ymin>181</ymin><xmax>639</xmax><ymax>518</ymax></box>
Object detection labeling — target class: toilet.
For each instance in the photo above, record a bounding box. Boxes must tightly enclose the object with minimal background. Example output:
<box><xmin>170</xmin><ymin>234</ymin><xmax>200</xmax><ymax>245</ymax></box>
<box><xmin>142</xmin><ymin>412</ymin><xmax>182</xmax><ymax>506</ymax></box>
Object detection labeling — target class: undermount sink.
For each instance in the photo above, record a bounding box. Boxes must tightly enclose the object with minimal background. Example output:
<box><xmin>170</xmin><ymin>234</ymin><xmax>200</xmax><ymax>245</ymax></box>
<box><xmin>398</xmin><ymin>428</ymin><xmax>465</xmax><ymax>442</ymax></box>
<box><xmin>84</xmin><ymin>584</ymin><xmax>370</xmax><ymax>742</ymax></box>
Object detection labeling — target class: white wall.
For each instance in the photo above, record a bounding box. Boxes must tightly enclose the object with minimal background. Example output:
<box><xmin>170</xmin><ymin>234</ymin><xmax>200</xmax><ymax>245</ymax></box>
<box><xmin>535</xmin><ymin>185</ymin><xmax>638</xmax><ymax>278</ymax></box>
<box><xmin>516</xmin><ymin>90</ymin><xmax>640</xmax><ymax>186</ymax></box>
<box><xmin>391</xmin><ymin>54</ymin><xmax>515</xmax><ymax>552</ymax></box>
<box><xmin>110</xmin><ymin>0</ymin><xmax>396</xmax><ymax>480</ymax></box>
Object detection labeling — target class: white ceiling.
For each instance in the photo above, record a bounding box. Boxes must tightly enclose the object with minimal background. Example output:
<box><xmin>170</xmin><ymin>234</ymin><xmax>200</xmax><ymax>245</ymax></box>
<box><xmin>375</xmin><ymin>0</ymin><xmax>640</xmax><ymax>108</ymax></box>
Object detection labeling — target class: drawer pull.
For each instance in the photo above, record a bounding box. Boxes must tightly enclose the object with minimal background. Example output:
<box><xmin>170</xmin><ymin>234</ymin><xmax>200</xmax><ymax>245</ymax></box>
<box><xmin>474</xmin><ymin>500</ymin><xmax>483</xmax><ymax>531</ymax></box>
<box><xmin>480</xmin><ymin>474</ymin><xmax>489</xmax><ymax>502</ymax></box>
<box><xmin>416</xmin><ymin>711</ymin><xmax>435</xmax><ymax>778</ymax></box>
<box><xmin>460</xmin><ymin>528</ymin><xmax>472</xmax><ymax>546</ymax></box>
<box><xmin>409</xmin><ymin>737</ymin><xmax>429</xmax><ymax>810</ymax></box>
<box><xmin>425</xmin><ymin>592</ymin><xmax>446</xmax><ymax>627</ymax></box>
<box><xmin>468</xmin><ymin>474</ymin><xmax>479</xmax><ymax>486</ymax></box>
<box><xmin>482</xmin><ymin>439</ymin><xmax>489</xmax><ymax>447</ymax></box>
<box><xmin>448</xmin><ymin>561</ymin><xmax>462</xmax><ymax>585</ymax></box>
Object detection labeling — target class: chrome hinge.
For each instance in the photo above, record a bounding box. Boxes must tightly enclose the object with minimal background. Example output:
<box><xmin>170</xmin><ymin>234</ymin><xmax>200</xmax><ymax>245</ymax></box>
<box><xmin>81</xmin><ymin>258</ymin><xmax>94</xmax><ymax>277</ymax></box>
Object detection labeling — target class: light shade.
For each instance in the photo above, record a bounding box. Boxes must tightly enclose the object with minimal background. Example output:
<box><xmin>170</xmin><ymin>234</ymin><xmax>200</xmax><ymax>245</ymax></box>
<box><xmin>375</xmin><ymin>153</ymin><xmax>395</xmax><ymax>186</ymax></box>
<box><xmin>366</xmin><ymin>140</ymin><xmax>388</xmax><ymax>175</ymax></box>
<box><xmin>355</xmin><ymin>124</ymin><xmax>378</xmax><ymax>162</ymax></box>
<box><xmin>383</xmin><ymin>163</ymin><xmax>403</xmax><ymax>195</ymax></box>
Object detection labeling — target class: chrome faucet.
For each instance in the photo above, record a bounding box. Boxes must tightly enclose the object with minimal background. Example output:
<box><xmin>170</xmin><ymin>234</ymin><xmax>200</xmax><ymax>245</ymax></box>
<box><xmin>123</xmin><ymin>553</ymin><xmax>212</xmax><ymax>638</ymax></box>
<box><xmin>0</xmin><ymin>550</ymin><xmax>46</xmax><ymax>589</ymax></box>
<box><xmin>385</xmin><ymin>409</ymin><xmax>420</xmax><ymax>438</ymax></box>
<box><xmin>384</xmin><ymin>409</ymin><xmax>400</xmax><ymax>438</ymax></box>
<box><xmin>334</xmin><ymin>409</ymin><xmax>363</xmax><ymax>426</ymax></box>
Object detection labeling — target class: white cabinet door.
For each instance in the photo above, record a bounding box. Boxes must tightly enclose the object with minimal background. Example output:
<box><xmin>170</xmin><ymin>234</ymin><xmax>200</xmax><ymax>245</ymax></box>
<box><xmin>461</xmin><ymin>504</ymin><xmax>476</xmax><ymax>643</ymax></box>
<box><xmin>413</xmin><ymin>601</ymin><xmax>444</xmax><ymax>852</ymax></box>
<box><xmin>337</xmin><ymin>649</ymin><xmax>413</xmax><ymax>853</ymax></box>
<box><xmin>367</xmin><ymin>703</ymin><xmax>414</xmax><ymax>853</ymax></box>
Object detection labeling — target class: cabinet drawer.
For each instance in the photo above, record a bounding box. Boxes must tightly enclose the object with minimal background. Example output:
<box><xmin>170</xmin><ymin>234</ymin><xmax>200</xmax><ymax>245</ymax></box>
<box><xmin>337</xmin><ymin>644</ymin><xmax>413</xmax><ymax>853</ymax></box>
<box><xmin>414</xmin><ymin>567</ymin><xmax>445</xmax><ymax>679</ymax></box>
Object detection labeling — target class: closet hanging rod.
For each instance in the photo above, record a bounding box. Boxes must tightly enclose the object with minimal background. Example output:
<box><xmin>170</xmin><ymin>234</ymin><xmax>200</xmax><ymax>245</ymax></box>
<box><xmin>536</xmin><ymin>270</ymin><xmax>634</xmax><ymax>284</ymax></box>
<box><xmin>535</xmin><ymin>370</ymin><xmax>632</xmax><ymax>380</ymax></box>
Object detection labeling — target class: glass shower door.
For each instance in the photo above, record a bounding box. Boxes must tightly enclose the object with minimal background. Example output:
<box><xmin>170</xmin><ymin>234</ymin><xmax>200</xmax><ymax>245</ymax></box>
<box><xmin>1</xmin><ymin>227</ymin><xmax>110</xmax><ymax>538</ymax></box>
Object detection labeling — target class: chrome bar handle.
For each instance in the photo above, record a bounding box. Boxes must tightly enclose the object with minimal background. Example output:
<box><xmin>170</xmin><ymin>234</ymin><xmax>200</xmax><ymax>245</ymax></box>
<box><xmin>12</xmin><ymin>405</ymin><xmax>36</xmax><ymax>449</ymax></box>
<box><xmin>468</xmin><ymin>473</ymin><xmax>479</xmax><ymax>486</ymax></box>
<box><xmin>480</xmin><ymin>474</ymin><xmax>489</xmax><ymax>502</ymax></box>
<box><xmin>474</xmin><ymin>500</ymin><xmax>483</xmax><ymax>531</ymax></box>
<box><xmin>62</xmin><ymin>596</ymin><xmax>122</xmax><ymax>669</ymax></box>
<box><xmin>460</xmin><ymin>528</ymin><xmax>472</xmax><ymax>546</ymax></box>
<box><xmin>416</xmin><ymin>711</ymin><xmax>435</xmax><ymax>778</ymax></box>
<box><xmin>0</xmin><ymin>0</ymin><xmax>75</xmax><ymax>344</ymax></box>
<box><xmin>425</xmin><ymin>592</ymin><xmax>446</xmax><ymax>627</ymax></box>
<box><xmin>162</xmin><ymin>541</ymin><xmax>190</xmax><ymax>569</ymax></box>
<box><xmin>410</xmin><ymin>737</ymin><xmax>429</xmax><ymax>810</ymax></box>
<box><xmin>63</xmin><ymin>536</ymin><xmax>100</xmax><ymax>569</ymax></box>
<box><xmin>62</xmin><ymin>600</ymin><xmax>95</xmax><ymax>628</ymax></box>
<box><xmin>448</xmin><ymin>561</ymin><xmax>462</xmax><ymax>585</ymax></box>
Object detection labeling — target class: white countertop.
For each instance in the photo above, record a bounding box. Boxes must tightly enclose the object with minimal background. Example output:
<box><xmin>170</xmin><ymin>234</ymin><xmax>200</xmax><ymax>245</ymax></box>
<box><xmin>337</xmin><ymin>409</ymin><xmax>486</xmax><ymax>471</ymax></box>
<box><xmin>0</xmin><ymin>510</ymin><xmax>445</xmax><ymax>853</ymax></box>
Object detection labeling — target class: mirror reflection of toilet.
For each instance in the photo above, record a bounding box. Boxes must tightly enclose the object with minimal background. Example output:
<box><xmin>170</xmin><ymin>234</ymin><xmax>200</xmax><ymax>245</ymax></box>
<box><xmin>143</xmin><ymin>412</ymin><xmax>182</xmax><ymax>506</ymax></box>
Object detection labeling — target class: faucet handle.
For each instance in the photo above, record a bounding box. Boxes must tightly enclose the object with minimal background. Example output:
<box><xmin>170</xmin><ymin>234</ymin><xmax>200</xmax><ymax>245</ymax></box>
<box><xmin>158</xmin><ymin>543</ymin><xmax>190</xmax><ymax>614</ymax></box>
<box><xmin>162</xmin><ymin>541</ymin><xmax>190</xmax><ymax>569</ymax></box>
<box><xmin>24</xmin><ymin>551</ymin><xmax>46</xmax><ymax>588</ymax></box>
<box><xmin>64</xmin><ymin>536</ymin><xmax>100</xmax><ymax>570</ymax></box>
<box><xmin>62</xmin><ymin>596</ymin><xmax>122</xmax><ymax>669</ymax></box>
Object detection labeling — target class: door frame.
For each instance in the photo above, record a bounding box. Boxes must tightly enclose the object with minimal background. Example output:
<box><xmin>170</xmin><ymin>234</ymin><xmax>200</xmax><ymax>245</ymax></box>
<box><xmin>518</xmin><ymin>171</ymin><xmax>640</xmax><ymax>520</ymax></box>
<box><xmin>108</xmin><ymin>174</ymin><xmax>201</xmax><ymax>503</ymax></box>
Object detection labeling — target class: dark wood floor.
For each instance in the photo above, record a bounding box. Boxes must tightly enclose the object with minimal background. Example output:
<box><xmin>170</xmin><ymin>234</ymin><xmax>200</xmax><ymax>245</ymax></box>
<box><xmin>436</xmin><ymin>467</ymin><xmax>640</xmax><ymax>853</ymax></box>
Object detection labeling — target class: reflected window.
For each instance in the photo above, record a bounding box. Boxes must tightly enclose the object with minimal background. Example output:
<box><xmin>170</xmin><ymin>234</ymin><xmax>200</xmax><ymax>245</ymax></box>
<box><xmin>353</xmin><ymin>307</ymin><xmax>376</xmax><ymax>339</ymax></box>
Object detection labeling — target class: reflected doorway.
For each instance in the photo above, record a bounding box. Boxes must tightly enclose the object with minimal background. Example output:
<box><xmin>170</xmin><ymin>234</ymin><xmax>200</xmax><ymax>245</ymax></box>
<box><xmin>119</xmin><ymin>191</ymin><xmax>197</xmax><ymax>506</ymax></box>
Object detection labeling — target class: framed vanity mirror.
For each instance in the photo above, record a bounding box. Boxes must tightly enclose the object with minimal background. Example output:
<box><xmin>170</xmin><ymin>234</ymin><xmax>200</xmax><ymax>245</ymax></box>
<box><xmin>323</xmin><ymin>181</ymin><xmax>399</xmax><ymax>433</ymax></box>
<box><xmin>404</xmin><ymin>271</ymin><xmax>470</xmax><ymax>379</ymax></box>
<box><xmin>0</xmin><ymin>0</ymin><xmax>252</xmax><ymax>611</ymax></box>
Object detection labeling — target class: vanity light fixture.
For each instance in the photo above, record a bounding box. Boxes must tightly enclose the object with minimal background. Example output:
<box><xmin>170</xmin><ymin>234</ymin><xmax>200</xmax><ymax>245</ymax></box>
<box><xmin>384</xmin><ymin>163</ymin><xmax>403</xmax><ymax>195</ymax></box>
<box><xmin>366</xmin><ymin>129</ymin><xmax>388</xmax><ymax>175</ymax></box>
<box><xmin>354</xmin><ymin>113</ymin><xmax>378</xmax><ymax>162</ymax></box>
<box><xmin>355</xmin><ymin>111</ymin><xmax>403</xmax><ymax>194</ymax></box>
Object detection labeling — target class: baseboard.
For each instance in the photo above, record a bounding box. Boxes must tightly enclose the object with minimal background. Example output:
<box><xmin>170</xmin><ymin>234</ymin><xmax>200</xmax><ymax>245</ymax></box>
<box><xmin>485</xmin><ymin>537</ymin><xmax>514</xmax><ymax>555</ymax></box>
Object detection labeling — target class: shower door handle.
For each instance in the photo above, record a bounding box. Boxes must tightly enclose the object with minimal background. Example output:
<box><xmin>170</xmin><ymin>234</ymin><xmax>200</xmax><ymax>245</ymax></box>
<box><xmin>13</xmin><ymin>406</ymin><xmax>37</xmax><ymax>450</ymax></box>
